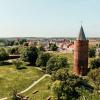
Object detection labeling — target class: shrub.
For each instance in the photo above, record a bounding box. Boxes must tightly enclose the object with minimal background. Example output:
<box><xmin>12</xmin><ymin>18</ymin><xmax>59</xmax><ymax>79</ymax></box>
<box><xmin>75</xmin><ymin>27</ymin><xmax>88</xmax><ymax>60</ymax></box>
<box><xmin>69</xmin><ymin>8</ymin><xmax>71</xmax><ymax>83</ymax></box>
<box><xmin>46</xmin><ymin>55</ymin><xmax>68</xmax><ymax>74</ymax></box>
<box><xmin>36</xmin><ymin>52</ymin><xmax>51</xmax><ymax>67</ymax></box>
<box><xmin>0</xmin><ymin>48</ymin><xmax>9</xmax><ymax>63</ymax></box>
<box><xmin>21</xmin><ymin>46</ymin><xmax>38</xmax><ymax>65</ymax></box>
<box><xmin>13</xmin><ymin>59</ymin><xmax>26</xmax><ymax>70</ymax></box>
<box><xmin>89</xmin><ymin>58</ymin><xmax>100</xmax><ymax>69</ymax></box>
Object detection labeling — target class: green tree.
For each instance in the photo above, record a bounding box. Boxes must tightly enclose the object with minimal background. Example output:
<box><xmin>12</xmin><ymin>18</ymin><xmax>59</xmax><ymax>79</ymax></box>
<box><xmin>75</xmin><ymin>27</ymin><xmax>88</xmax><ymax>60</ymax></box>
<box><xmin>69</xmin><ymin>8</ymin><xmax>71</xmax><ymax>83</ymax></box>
<box><xmin>0</xmin><ymin>48</ymin><xmax>9</xmax><ymax>63</ymax></box>
<box><xmin>5</xmin><ymin>40</ymin><xmax>15</xmax><ymax>46</ymax></box>
<box><xmin>36</xmin><ymin>52</ymin><xmax>51</xmax><ymax>67</ymax></box>
<box><xmin>7</xmin><ymin>47</ymin><xmax>19</xmax><ymax>55</ymax></box>
<box><xmin>88</xmin><ymin>47</ymin><xmax>96</xmax><ymax>58</ymax></box>
<box><xmin>46</xmin><ymin>55</ymin><xmax>68</xmax><ymax>74</ymax></box>
<box><xmin>88</xmin><ymin>68</ymin><xmax>100</xmax><ymax>92</ymax></box>
<box><xmin>38</xmin><ymin>45</ymin><xmax>45</xmax><ymax>52</ymax></box>
<box><xmin>21</xmin><ymin>46</ymin><xmax>38</xmax><ymax>65</ymax></box>
<box><xmin>51</xmin><ymin>68</ymin><xmax>88</xmax><ymax>100</ymax></box>
<box><xmin>19</xmin><ymin>39</ymin><xmax>27</xmax><ymax>45</ymax></box>
<box><xmin>52</xmin><ymin>68</ymin><xmax>69</xmax><ymax>81</ymax></box>
<box><xmin>49</xmin><ymin>43</ymin><xmax>58</xmax><ymax>51</ymax></box>
<box><xmin>89</xmin><ymin>58</ymin><xmax>100</xmax><ymax>69</ymax></box>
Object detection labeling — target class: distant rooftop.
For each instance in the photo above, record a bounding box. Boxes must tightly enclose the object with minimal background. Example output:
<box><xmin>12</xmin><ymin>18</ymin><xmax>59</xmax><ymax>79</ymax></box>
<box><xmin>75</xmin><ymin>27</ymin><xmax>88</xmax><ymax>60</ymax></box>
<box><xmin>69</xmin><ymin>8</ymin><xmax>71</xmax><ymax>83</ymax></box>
<box><xmin>77</xmin><ymin>26</ymin><xmax>86</xmax><ymax>40</ymax></box>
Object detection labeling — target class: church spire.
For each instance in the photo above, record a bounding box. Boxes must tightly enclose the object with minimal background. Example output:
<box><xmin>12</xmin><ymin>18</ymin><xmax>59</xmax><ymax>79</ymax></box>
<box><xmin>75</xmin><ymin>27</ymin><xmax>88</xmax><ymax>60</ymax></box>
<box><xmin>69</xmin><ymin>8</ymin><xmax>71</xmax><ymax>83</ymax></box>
<box><xmin>77</xmin><ymin>26</ymin><xmax>86</xmax><ymax>40</ymax></box>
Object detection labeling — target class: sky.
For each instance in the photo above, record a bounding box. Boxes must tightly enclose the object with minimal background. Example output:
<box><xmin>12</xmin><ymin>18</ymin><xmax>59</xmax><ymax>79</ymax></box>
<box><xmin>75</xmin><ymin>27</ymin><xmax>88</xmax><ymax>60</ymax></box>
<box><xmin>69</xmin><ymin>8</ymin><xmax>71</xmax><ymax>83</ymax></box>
<box><xmin>0</xmin><ymin>0</ymin><xmax>100</xmax><ymax>37</ymax></box>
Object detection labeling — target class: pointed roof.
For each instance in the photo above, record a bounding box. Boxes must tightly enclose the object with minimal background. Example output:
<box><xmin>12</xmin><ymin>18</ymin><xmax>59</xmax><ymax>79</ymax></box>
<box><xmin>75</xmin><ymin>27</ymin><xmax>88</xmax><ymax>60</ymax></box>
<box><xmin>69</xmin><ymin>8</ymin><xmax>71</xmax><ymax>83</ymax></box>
<box><xmin>77</xmin><ymin>26</ymin><xmax>86</xmax><ymax>40</ymax></box>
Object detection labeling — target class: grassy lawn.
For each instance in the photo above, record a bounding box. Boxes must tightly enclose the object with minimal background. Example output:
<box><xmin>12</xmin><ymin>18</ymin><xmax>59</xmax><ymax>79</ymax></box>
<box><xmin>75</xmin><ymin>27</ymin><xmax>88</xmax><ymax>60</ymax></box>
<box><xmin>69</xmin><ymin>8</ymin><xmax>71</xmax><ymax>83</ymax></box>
<box><xmin>0</xmin><ymin>65</ymin><xmax>44</xmax><ymax>98</ymax></box>
<box><xmin>23</xmin><ymin>76</ymin><xmax>52</xmax><ymax>100</ymax></box>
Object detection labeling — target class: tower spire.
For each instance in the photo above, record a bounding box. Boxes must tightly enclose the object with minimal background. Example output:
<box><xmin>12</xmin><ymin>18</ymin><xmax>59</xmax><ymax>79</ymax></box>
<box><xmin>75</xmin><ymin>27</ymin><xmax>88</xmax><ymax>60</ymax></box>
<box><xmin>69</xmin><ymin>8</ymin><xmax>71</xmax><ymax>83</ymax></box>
<box><xmin>77</xmin><ymin>26</ymin><xmax>86</xmax><ymax>40</ymax></box>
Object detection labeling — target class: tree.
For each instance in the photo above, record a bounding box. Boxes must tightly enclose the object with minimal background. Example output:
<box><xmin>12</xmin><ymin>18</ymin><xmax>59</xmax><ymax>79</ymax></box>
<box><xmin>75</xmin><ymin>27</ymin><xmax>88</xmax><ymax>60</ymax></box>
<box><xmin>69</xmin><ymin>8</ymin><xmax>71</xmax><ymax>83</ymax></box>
<box><xmin>51</xmin><ymin>68</ymin><xmax>92</xmax><ymax>100</ymax></box>
<box><xmin>49</xmin><ymin>43</ymin><xmax>58</xmax><ymax>51</ymax></box>
<box><xmin>52</xmin><ymin>68</ymin><xmax>69</xmax><ymax>81</ymax></box>
<box><xmin>5</xmin><ymin>40</ymin><xmax>15</xmax><ymax>46</ymax></box>
<box><xmin>88</xmin><ymin>68</ymin><xmax>100</xmax><ymax>92</ymax></box>
<box><xmin>46</xmin><ymin>55</ymin><xmax>68</xmax><ymax>74</ymax></box>
<box><xmin>88</xmin><ymin>47</ymin><xmax>96</xmax><ymax>58</ymax></box>
<box><xmin>21</xmin><ymin>46</ymin><xmax>38</xmax><ymax>65</ymax></box>
<box><xmin>7</xmin><ymin>47</ymin><xmax>19</xmax><ymax>55</ymax></box>
<box><xmin>89</xmin><ymin>58</ymin><xmax>100</xmax><ymax>69</ymax></box>
<box><xmin>14</xmin><ymin>41</ymin><xmax>19</xmax><ymax>45</ymax></box>
<box><xmin>36</xmin><ymin>52</ymin><xmax>51</xmax><ymax>67</ymax></box>
<box><xmin>19</xmin><ymin>39</ymin><xmax>27</xmax><ymax>45</ymax></box>
<box><xmin>38</xmin><ymin>45</ymin><xmax>45</xmax><ymax>52</ymax></box>
<box><xmin>0</xmin><ymin>48</ymin><xmax>9</xmax><ymax>63</ymax></box>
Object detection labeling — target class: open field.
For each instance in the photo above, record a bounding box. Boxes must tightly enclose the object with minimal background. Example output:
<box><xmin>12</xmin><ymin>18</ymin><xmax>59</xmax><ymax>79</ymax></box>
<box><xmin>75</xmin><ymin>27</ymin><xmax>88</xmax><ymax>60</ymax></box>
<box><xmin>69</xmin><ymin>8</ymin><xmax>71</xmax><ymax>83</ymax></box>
<box><xmin>0</xmin><ymin>65</ymin><xmax>44</xmax><ymax>98</ymax></box>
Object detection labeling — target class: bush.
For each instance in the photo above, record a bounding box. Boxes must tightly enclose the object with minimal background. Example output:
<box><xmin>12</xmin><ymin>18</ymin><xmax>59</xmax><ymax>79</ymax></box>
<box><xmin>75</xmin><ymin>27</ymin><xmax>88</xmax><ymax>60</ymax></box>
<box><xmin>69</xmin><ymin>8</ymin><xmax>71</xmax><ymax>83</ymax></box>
<box><xmin>0</xmin><ymin>48</ymin><xmax>9</xmax><ymax>63</ymax></box>
<box><xmin>13</xmin><ymin>59</ymin><xmax>26</xmax><ymax>70</ymax></box>
<box><xmin>89</xmin><ymin>58</ymin><xmax>100</xmax><ymax>69</ymax></box>
<box><xmin>21</xmin><ymin>46</ymin><xmax>38</xmax><ymax>65</ymax></box>
<box><xmin>36</xmin><ymin>52</ymin><xmax>51</xmax><ymax>67</ymax></box>
<box><xmin>46</xmin><ymin>55</ymin><xmax>68</xmax><ymax>74</ymax></box>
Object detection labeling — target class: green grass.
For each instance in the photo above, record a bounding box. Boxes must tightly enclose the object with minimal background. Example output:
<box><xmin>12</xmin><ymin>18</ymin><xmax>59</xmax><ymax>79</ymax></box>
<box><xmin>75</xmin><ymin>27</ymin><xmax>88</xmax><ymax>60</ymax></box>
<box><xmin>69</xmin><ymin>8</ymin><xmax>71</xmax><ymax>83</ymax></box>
<box><xmin>0</xmin><ymin>65</ymin><xmax>44</xmax><ymax>98</ymax></box>
<box><xmin>23</xmin><ymin>76</ymin><xmax>52</xmax><ymax>100</ymax></box>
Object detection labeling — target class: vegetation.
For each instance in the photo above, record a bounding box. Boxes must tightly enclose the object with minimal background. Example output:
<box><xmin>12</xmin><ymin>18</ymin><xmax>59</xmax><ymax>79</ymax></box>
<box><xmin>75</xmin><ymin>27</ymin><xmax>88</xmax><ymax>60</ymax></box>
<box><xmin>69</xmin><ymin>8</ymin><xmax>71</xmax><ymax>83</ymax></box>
<box><xmin>51</xmin><ymin>68</ymin><xmax>93</xmax><ymax>100</ymax></box>
<box><xmin>38</xmin><ymin>45</ymin><xmax>45</xmax><ymax>52</ymax></box>
<box><xmin>23</xmin><ymin>76</ymin><xmax>52</xmax><ymax>100</ymax></box>
<box><xmin>0</xmin><ymin>65</ymin><xmax>44</xmax><ymax>98</ymax></box>
<box><xmin>0</xmin><ymin>38</ymin><xmax>100</xmax><ymax>100</ymax></box>
<box><xmin>0</xmin><ymin>48</ymin><xmax>9</xmax><ymax>63</ymax></box>
<box><xmin>7</xmin><ymin>47</ymin><xmax>19</xmax><ymax>55</ymax></box>
<box><xmin>18</xmin><ymin>39</ymin><xmax>27</xmax><ymax>45</ymax></box>
<box><xmin>49</xmin><ymin>43</ymin><xmax>58</xmax><ymax>51</ymax></box>
<box><xmin>21</xmin><ymin>46</ymin><xmax>38</xmax><ymax>65</ymax></box>
<box><xmin>46</xmin><ymin>55</ymin><xmax>68</xmax><ymax>74</ymax></box>
<box><xmin>89</xmin><ymin>57</ymin><xmax>100</xmax><ymax>69</ymax></box>
<box><xmin>36</xmin><ymin>52</ymin><xmax>51</xmax><ymax>67</ymax></box>
<box><xmin>13</xmin><ymin>59</ymin><xmax>26</xmax><ymax>70</ymax></box>
<box><xmin>88</xmin><ymin>47</ymin><xmax>96</xmax><ymax>58</ymax></box>
<box><xmin>88</xmin><ymin>68</ymin><xmax>100</xmax><ymax>92</ymax></box>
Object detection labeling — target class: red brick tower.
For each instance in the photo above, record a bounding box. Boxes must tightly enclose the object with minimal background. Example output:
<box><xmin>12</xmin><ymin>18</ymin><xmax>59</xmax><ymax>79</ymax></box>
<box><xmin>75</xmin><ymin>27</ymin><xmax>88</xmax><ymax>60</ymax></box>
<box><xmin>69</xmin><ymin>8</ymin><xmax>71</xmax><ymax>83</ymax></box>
<box><xmin>73</xmin><ymin>26</ymin><xmax>89</xmax><ymax>76</ymax></box>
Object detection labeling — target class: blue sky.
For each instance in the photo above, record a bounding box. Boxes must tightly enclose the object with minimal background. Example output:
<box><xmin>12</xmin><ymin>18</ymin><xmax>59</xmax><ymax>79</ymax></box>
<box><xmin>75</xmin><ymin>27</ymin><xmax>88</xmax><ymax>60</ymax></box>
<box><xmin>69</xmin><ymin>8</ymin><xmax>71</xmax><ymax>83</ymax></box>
<box><xmin>0</xmin><ymin>0</ymin><xmax>100</xmax><ymax>37</ymax></box>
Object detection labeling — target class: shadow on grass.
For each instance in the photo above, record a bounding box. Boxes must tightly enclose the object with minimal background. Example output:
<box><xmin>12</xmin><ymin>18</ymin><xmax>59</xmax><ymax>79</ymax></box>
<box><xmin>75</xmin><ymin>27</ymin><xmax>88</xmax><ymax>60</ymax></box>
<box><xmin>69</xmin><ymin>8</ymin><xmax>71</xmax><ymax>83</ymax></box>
<box><xmin>16</xmin><ymin>66</ymin><xmax>27</xmax><ymax>70</ymax></box>
<box><xmin>0</xmin><ymin>61</ymin><xmax>12</xmax><ymax>66</ymax></box>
